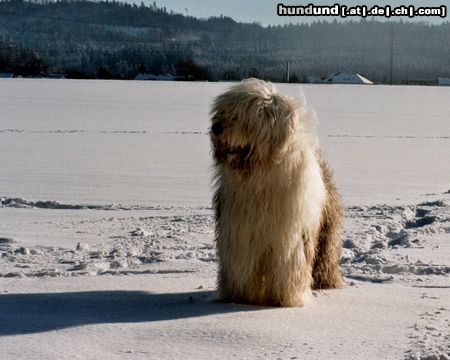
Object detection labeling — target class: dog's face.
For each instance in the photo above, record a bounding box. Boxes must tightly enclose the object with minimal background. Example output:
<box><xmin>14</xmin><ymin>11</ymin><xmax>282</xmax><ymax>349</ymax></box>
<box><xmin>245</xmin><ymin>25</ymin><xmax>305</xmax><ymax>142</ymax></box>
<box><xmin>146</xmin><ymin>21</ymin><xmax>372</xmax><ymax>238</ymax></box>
<box><xmin>210</xmin><ymin>79</ymin><xmax>298</xmax><ymax>171</ymax></box>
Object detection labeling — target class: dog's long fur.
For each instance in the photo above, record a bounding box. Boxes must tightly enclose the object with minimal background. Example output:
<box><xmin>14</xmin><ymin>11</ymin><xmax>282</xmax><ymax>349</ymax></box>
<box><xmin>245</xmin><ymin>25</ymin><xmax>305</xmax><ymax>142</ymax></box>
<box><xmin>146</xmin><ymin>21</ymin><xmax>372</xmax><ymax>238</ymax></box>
<box><xmin>210</xmin><ymin>79</ymin><xmax>343</xmax><ymax>307</ymax></box>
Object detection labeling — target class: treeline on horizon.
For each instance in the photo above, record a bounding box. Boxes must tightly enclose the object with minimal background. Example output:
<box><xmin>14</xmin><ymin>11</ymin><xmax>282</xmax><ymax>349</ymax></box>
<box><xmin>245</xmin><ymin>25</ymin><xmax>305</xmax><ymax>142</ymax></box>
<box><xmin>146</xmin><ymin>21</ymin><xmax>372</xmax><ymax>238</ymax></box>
<box><xmin>0</xmin><ymin>0</ymin><xmax>449</xmax><ymax>83</ymax></box>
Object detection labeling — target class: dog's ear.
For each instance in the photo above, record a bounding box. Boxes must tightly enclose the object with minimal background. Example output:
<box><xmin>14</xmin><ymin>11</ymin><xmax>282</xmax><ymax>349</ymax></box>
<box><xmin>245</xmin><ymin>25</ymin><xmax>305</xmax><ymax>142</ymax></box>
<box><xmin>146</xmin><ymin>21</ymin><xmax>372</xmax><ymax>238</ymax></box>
<box><xmin>257</xmin><ymin>94</ymin><xmax>298</xmax><ymax>162</ymax></box>
<box><xmin>269</xmin><ymin>94</ymin><xmax>298</xmax><ymax>135</ymax></box>
<box><xmin>262</xmin><ymin>101</ymin><xmax>276</xmax><ymax>126</ymax></box>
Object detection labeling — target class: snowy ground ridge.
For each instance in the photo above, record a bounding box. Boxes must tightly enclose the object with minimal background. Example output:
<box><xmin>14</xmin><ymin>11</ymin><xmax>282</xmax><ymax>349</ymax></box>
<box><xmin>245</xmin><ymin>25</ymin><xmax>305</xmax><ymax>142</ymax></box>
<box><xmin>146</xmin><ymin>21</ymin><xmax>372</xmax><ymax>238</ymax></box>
<box><xmin>0</xmin><ymin>129</ymin><xmax>204</xmax><ymax>135</ymax></box>
<box><xmin>1</xmin><ymin>196</ymin><xmax>448</xmax><ymax>283</ymax></box>
<box><xmin>0</xmin><ymin>196</ymin><xmax>211</xmax><ymax>211</ymax></box>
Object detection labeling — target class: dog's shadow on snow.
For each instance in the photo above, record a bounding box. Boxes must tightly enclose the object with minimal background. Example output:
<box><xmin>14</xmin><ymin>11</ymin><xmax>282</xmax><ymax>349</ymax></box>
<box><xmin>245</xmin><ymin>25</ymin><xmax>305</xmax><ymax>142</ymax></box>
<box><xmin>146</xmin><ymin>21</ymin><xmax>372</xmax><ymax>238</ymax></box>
<box><xmin>0</xmin><ymin>290</ymin><xmax>258</xmax><ymax>336</ymax></box>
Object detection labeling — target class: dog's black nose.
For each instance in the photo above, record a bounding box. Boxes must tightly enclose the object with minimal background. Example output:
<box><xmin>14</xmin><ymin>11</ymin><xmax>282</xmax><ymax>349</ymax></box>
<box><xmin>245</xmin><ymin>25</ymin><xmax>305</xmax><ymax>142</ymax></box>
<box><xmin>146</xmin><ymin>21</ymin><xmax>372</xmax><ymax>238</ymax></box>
<box><xmin>212</xmin><ymin>122</ymin><xmax>224</xmax><ymax>136</ymax></box>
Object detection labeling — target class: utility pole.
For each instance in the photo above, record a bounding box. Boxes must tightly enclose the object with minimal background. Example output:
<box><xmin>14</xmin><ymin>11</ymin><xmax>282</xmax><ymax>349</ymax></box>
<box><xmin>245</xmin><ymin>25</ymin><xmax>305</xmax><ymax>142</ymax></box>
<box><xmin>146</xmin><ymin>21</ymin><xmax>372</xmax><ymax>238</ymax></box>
<box><xmin>286</xmin><ymin>61</ymin><xmax>290</xmax><ymax>83</ymax></box>
<box><xmin>390</xmin><ymin>23</ymin><xmax>394</xmax><ymax>85</ymax></box>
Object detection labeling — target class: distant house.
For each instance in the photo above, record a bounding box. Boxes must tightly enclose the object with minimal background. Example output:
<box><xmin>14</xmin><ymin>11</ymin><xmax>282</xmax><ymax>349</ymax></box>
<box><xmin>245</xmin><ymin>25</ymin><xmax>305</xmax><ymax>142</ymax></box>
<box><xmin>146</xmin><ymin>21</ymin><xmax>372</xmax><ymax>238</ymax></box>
<box><xmin>135</xmin><ymin>73</ymin><xmax>157</xmax><ymax>80</ymax></box>
<box><xmin>0</xmin><ymin>72</ymin><xmax>13</xmax><ymax>78</ymax></box>
<box><xmin>320</xmin><ymin>72</ymin><xmax>373</xmax><ymax>85</ymax></box>
<box><xmin>304</xmin><ymin>75</ymin><xmax>321</xmax><ymax>83</ymax></box>
<box><xmin>135</xmin><ymin>73</ymin><xmax>177</xmax><ymax>81</ymax></box>
<box><xmin>47</xmin><ymin>73</ymin><xmax>66</xmax><ymax>79</ymax></box>
<box><xmin>157</xmin><ymin>73</ymin><xmax>177</xmax><ymax>81</ymax></box>
<box><xmin>438</xmin><ymin>77</ymin><xmax>450</xmax><ymax>86</ymax></box>
<box><xmin>404</xmin><ymin>79</ymin><xmax>435</xmax><ymax>86</ymax></box>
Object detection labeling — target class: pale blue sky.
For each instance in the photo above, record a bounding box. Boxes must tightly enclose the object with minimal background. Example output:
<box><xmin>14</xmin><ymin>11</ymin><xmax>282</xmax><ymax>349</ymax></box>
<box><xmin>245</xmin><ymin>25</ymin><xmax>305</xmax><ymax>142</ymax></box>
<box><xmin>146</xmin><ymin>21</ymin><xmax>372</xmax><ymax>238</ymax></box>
<box><xmin>133</xmin><ymin>0</ymin><xmax>448</xmax><ymax>25</ymax></box>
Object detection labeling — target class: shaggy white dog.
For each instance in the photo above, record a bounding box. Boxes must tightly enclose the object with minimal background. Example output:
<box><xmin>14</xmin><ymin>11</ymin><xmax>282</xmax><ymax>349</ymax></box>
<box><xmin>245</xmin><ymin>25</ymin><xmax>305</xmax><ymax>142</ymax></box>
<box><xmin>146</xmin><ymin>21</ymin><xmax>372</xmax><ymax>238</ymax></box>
<box><xmin>210</xmin><ymin>78</ymin><xmax>343</xmax><ymax>307</ymax></box>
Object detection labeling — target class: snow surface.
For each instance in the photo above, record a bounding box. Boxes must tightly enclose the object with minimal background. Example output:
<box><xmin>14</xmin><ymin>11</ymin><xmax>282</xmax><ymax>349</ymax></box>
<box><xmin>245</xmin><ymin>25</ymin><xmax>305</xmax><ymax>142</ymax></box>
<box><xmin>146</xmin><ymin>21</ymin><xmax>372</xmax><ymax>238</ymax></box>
<box><xmin>0</xmin><ymin>79</ymin><xmax>449</xmax><ymax>359</ymax></box>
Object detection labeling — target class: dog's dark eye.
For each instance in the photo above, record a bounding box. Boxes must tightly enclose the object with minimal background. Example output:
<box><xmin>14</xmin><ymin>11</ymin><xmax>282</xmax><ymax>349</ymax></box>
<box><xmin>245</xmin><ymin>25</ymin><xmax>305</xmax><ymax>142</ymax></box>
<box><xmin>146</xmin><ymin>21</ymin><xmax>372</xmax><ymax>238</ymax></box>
<box><xmin>212</xmin><ymin>122</ymin><xmax>224</xmax><ymax>136</ymax></box>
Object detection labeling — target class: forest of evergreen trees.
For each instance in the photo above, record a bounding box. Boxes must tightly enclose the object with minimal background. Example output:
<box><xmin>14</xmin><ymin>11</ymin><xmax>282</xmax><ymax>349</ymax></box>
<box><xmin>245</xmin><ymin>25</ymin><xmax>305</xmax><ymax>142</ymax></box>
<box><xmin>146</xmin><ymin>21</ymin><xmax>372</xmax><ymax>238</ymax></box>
<box><xmin>0</xmin><ymin>0</ymin><xmax>449</xmax><ymax>83</ymax></box>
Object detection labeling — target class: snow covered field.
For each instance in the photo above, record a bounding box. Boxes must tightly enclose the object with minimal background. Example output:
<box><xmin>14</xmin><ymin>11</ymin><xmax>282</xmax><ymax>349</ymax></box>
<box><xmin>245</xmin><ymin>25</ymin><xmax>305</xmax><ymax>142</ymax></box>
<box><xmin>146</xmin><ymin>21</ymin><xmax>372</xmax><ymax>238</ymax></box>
<box><xmin>0</xmin><ymin>79</ymin><xmax>449</xmax><ymax>359</ymax></box>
